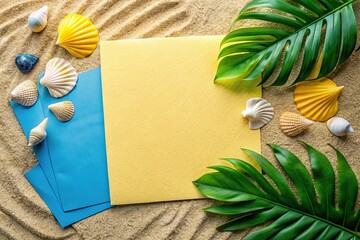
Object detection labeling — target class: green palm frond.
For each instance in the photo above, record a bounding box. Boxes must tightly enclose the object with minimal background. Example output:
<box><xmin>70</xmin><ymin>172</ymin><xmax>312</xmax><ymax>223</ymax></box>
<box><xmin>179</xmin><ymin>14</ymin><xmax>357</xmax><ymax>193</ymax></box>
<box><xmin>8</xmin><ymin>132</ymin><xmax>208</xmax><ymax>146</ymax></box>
<box><xmin>194</xmin><ymin>143</ymin><xmax>360</xmax><ymax>239</ymax></box>
<box><xmin>215</xmin><ymin>0</ymin><xmax>358</xmax><ymax>86</ymax></box>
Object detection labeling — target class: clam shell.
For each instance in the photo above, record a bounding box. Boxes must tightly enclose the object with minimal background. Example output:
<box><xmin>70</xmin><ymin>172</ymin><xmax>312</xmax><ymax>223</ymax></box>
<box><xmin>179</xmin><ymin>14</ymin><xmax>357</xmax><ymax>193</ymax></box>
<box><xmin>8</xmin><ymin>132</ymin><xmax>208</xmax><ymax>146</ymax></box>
<box><xmin>40</xmin><ymin>58</ymin><xmax>78</xmax><ymax>98</ymax></box>
<box><xmin>49</xmin><ymin>101</ymin><xmax>74</xmax><ymax>122</ymax></box>
<box><xmin>279</xmin><ymin>112</ymin><xmax>314</xmax><ymax>137</ymax></box>
<box><xmin>15</xmin><ymin>53</ymin><xmax>39</xmax><ymax>73</ymax></box>
<box><xmin>242</xmin><ymin>98</ymin><xmax>274</xmax><ymax>129</ymax></box>
<box><xmin>28</xmin><ymin>6</ymin><xmax>48</xmax><ymax>32</ymax></box>
<box><xmin>56</xmin><ymin>14</ymin><xmax>98</xmax><ymax>58</ymax></box>
<box><xmin>28</xmin><ymin>118</ymin><xmax>48</xmax><ymax>147</ymax></box>
<box><xmin>294</xmin><ymin>78</ymin><xmax>343</xmax><ymax>122</ymax></box>
<box><xmin>10</xmin><ymin>80</ymin><xmax>38</xmax><ymax>107</ymax></box>
<box><xmin>327</xmin><ymin>117</ymin><xmax>354</xmax><ymax>137</ymax></box>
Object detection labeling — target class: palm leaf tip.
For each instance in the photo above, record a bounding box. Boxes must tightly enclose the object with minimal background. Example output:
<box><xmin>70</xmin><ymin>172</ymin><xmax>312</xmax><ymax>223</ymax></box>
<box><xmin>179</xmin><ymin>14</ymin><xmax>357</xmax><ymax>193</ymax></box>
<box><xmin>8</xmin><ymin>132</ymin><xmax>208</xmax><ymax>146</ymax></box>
<box><xmin>215</xmin><ymin>0</ymin><xmax>358</xmax><ymax>86</ymax></box>
<box><xmin>194</xmin><ymin>143</ymin><xmax>360</xmax><ymax>239</ymax></box>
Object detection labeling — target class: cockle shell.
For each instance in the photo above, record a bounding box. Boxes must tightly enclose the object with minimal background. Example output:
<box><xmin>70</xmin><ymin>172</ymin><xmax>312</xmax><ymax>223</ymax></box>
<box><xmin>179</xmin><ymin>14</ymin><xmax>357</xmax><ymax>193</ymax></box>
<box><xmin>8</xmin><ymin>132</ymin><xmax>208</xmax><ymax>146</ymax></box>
<box><xmin>28</xmin><ymin>6</ymin><xmax>48</xmax><ymax>32</ymax></box>
<box><xmin>15</xmin><ymin>53</ymin><xmax>39</xmax><ymax>73</ymax></box>
<box><xmin>56</xmin><ymin>14</ymin><xmax>99</xmax><ymax>58</ymax></box>
<box><xmin>10</xmin><ymin>80</ymin><xmax>38</xmax><ymax>107</ymax></box>
<box><xmin>242</xmin><ymin>98</ymin><xmax>274</xmax><ymax>129</ymax></box>
<box><xmin>279</xmin><ymin>112</ymin><xmax>314</xmax><ymax>137</ymax></box>
<box><xmin>40</xmin><ymin>58</ymin><xmax>78</xmax><ymax>98</ymax></box>
<box><xmin>49</xmin><ymin>101</ymin><xmax>74</xmax><ymax>122</ymax></box>
<box><xmin>28</xmin><ymin>118</ymin><xmax>48</xmax><ymax>147</ymax></box>
<box><xmin>327</xmin><ymin>117</ymin><xmax>354</xmax><ymax>137</ymax></box>
<box><xmin>294</xmin><ymin>78</ymin><xmax>344</xmax><ymax>122</ymax></box>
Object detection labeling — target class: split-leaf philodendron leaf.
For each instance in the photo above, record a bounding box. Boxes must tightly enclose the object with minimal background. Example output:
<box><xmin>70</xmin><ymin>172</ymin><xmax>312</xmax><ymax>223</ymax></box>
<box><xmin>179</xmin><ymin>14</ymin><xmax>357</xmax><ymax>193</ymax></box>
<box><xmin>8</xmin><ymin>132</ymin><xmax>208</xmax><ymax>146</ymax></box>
<box><xmin>194</xmin><ymin>143</ymin><xmax>360</xmax><ymax>239</ymax></box>
<box><xmin>215</xmin><ymin>0</ymin><xmax>358</xmax><ymax>86</ymax></box>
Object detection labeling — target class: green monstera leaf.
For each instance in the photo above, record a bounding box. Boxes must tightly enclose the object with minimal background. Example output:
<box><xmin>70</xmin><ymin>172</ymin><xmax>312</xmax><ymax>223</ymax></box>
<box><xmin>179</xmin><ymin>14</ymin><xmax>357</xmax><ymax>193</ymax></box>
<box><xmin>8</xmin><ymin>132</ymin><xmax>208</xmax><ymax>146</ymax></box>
<box><xmin>215</xmin><ymin>0</ymin><xmax>358</xmax><ymax>86</ymax></box>
<box><xmin>194</xmin><ymin>143</ymin><xmax>360</xmax><ymax>239</ymax></box>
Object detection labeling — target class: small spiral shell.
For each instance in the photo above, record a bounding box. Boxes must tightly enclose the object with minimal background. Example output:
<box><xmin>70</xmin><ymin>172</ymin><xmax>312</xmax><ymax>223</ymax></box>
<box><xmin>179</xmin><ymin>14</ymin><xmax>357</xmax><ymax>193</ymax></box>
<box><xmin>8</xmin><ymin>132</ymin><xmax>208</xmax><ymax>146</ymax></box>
<box><xmin>10</xmin><ymin>80</ymin><xmax>38</xmax><ymax>107</ymax></box>
<box><xmin>28</xmin><ymin>118</ymin><xmax>48</xmax><ymax>147</ymax></box>
<box><xmin>28</xmin><ymin>6</ymin><xmax>48</xmax><ymax>33</ymax></box>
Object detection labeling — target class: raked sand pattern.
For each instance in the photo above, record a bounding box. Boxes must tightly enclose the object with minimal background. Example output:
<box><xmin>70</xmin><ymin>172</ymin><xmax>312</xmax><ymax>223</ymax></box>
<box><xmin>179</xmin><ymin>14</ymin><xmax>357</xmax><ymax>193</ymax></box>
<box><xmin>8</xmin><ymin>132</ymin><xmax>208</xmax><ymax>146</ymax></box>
<box><xmin>1</xmin><ymin>0</ymin><xmax>360</xmax><ymax>239</ymax></box>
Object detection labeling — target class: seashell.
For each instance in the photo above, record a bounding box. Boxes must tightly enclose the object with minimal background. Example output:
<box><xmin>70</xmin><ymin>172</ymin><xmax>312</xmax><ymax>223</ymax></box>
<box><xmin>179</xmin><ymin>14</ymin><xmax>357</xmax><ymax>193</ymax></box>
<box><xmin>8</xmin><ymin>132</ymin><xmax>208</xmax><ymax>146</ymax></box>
<box><xmin>28</xmin><ymin>5</ymin><xmax>48</xmax><ymax>32</ymax></box>
<box><xmin>28</xmin><ymin>118</ymin><xmax>48</xmax><ymax>147</ymax></box>
<box><xmin>56</xmin><ymin>14</ymin><xmax>99</xmax><ymax>58</ymax></box>
<box><xmin>327</xmin><ymin>117</ymin><xmax>354</xmax><ymax>137</ymax></box>
<box><xmin>10</xmin><ymin>80</ymin><xmax>38</xmax><ymax>107</ymax></box>
<box><xmin>49</xmin><ymin>101</ymin><xmax>74</xmax><ymax>122</ymax></box>
<box><xmin>279</xmin><ymin>112</ymin><xmax>314</xmax><ymax>137</ymax></box>
<box><xmin>39</xmin><ymin>58</ymin><xmax>78</xmax><ymax>98</ymax></box>
<box><xmin>294</xmin><ymin>78</ymin><xmax>344</xmax><ymax>122</ymax></box>
<box><xmin>242</xmin><ymin>98</ymin><xmax>274</xmax><ymax>129</ymax></box>
<box><xmin>15</xmin><ymin>53</ymin><xmax>39</xmax><ymax>73</ymax></box>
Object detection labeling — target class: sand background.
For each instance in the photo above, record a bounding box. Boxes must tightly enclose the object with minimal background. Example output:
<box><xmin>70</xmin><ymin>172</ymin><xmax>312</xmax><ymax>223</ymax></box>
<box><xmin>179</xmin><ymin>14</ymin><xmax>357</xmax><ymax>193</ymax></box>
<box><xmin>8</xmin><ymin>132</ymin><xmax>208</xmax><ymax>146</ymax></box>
<box><xmin>0</xmin><ymin>0</ymin><xmax>359</xmax><ymax>239</ymax></box>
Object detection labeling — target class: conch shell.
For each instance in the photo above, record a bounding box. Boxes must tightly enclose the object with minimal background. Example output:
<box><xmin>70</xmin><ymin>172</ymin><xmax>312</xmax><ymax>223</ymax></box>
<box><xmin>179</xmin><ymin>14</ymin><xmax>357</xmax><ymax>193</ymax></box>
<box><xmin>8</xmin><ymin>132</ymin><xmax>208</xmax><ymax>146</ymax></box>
<box><xmin>242</xmin><ymin>98</ymin><xmax>274</xmax><ymax>129</ymax></box>
<box><xmin>28</xmin><ymin>6</ymin><xmax>48</xmax><ymax>32</ymax></box>
<box><xmin>327</xmin><ymin>117</ymin><xmax>354</xmax><ymax>137</ymax></box>
<box><xmin>10</xmin><ymin>80</ymin><xmax>38</xmax><ymax>107</ymax></box>
<box><xmin>56</xmin><ymin>14</ymin><xmax>99</xmax><ymax>58</ymax></box>
<box><xmin>294</xmin><ymin>78</ymin><xmax>343</xmax><ymax>122</ymax></box>
<box><xmin>28</xmin><ymin>118</ymin><xmax>48</xmax><ymax>147</ymax></box>
<box><xmin>49</xmin><ymin>101</ymin><xmax>74</xmax><ymax>122</ymax></box>
<box><xmin>40</xmin><ymin>58</ymin><xmax>78</xmax><ymax>98</ymax></box>
<box><xmin>279</xmin><ymin>112</ymin><xmax>313</xmax><ymax>137</ymax></box>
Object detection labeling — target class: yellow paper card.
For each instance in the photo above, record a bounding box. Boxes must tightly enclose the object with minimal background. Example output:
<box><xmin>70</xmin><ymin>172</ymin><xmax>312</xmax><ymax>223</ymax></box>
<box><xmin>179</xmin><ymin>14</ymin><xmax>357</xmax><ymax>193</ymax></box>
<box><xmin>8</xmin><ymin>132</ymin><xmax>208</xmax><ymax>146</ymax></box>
<box><xmin>100</xmin><ymin>36</ymin><xmax>261</xmax><ymax>205</ymax></box>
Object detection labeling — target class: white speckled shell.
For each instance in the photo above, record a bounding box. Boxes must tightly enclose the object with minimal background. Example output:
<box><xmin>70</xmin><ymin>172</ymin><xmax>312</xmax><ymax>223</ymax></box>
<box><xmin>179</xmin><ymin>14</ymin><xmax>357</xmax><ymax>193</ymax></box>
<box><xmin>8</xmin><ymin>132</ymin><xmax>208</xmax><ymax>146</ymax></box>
<box><xmin>49</xmin><ymin>101</ymin><xmax>74</xmax><ymax>122</ymax></box>
<box><xmin>327</xmin><ymin>117</ymin><xmax>354</xmax><ymax>137</ymax></box>
<box><xmin>279</xmin><ymin>112</ymin><xmax>314</xmax><ymax>137</ymax></box>
<box><xmin>10</xmin><ymin>80</ymin><xmax>38</xmax><ymax>107</ymax></box>
<box><xmin>28</xmin><ymin>6</ymin><xmax>48</xmax><ymax>33</ymax></box>
<box><xmin>40</xmin><ymin>58</ymin><xmax>78</xmax><ymax>98</ymax></box>
<box><xmin>28</xmin><ymin>118</ymin><xmax>48</xmax><ymax>147</ymax></box>
<box><xmin>242</xmin><ymin>98</ymin><xmax>274</xmax><ymax>130</ymax></box>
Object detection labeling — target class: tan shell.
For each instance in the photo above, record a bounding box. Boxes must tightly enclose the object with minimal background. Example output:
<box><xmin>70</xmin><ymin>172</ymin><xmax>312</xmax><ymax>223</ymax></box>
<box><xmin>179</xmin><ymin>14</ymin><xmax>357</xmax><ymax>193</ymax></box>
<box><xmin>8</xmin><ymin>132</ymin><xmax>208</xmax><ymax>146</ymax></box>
<box><xmin>49</xmin><ymin>101</ymin><xmax>74</xmax><ymax>122</ymax></box>
<box><xmin>40</xmin><ymin>58</ymin><xmax>78</xmax><ymax>98</ymax></box>
<box><xmin>327</xmin><ymin>117</ymin><xmax>354</xmax><ymax>137</ymax></box>
<box><xmin>10</xmin><ymin>80</ymin><xmax>38</xmax><ymax>107</ymax></box>
<box><xmin>28</xmin><ymin>118</ymin><xmax>48</xmax><ymax>147</ymax></box>
<box><xmin>279</xmin><ymin>112</ymin><xmax>314</xmax><ymax>137</ymax></box>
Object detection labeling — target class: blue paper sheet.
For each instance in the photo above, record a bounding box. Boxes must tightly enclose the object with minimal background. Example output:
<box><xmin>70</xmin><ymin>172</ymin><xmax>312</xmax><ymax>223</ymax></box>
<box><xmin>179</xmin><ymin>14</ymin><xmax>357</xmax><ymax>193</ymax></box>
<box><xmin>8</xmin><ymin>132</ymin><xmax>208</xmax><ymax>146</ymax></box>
<box><xmin>11</xmin><ymin>67</ymin><xmax>111</xmax><ymax>212</ymax></box>
<box><xmin>25</xmin><ymin>165</ymin><xmax>111</xmax><ymax>228</ymax></box>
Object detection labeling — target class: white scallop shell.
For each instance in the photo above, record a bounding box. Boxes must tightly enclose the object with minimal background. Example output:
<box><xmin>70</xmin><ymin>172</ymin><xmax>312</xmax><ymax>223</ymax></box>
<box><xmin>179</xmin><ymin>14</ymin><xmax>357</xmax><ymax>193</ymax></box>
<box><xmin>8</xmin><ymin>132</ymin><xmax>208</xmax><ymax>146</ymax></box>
<box><xmin>40</xmin><ymin>58</ymin><xmax>78</xmax><ymax>98</ymax></box>
<box><xmin>327</xmin><ymin>117</ymin><xmax>354</xmax><ymax>137</ymax></box>
<box><xmin>28</xmin><ymin>118</ymin><xmax>48</xmax><ymax>147</ymax></box>
<box><xmin>279</xmin><ymin>112</ymin><xmax>314</xmax><ymax>137</ymax></box>
<box><xmin>10</xmin><ymin>80</ymin><xmax>38</xmax><ymax>107</ymax></box>
<box><xmin>49</xmin><ymin>101</ymin><xmax>74</xmax><ymax>122</ymax></box>
<box><xmin>28</xmin><ymin>6</ymin><xmax>48</xmax><ymax>33</ymax></box>
<box><xmin>242</xmin><ymin>98</ymin><xmax>274</xmax><ymax>129</ymax></box>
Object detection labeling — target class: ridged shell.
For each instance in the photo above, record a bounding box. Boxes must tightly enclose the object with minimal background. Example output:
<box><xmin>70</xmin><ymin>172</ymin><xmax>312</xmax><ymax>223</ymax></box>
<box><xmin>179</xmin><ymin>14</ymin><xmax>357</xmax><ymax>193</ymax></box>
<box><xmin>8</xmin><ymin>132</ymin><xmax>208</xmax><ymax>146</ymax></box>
<box><xmin>327</xmin><ymin>117</ymin><xmax>354</xmax><ymax>137</ymax></box>
<box><xmin>279</xmin><ymin>112</ymin><xmax>314</xmax><ymax>137</ymax></box>
<box><xmin>28</xmin><ymin>6</ymin><xmax>48</xmax><ymax>32</ymax></box>
<box><xmin>10</xmin><ymin>80</ymin><xmax>38</xmax><ymax>107</ymax></box>
<box><xmin>40</xmin><ymin>58</ymin><xmax>78</xmax><ymax>98</ymax></box>
<box><xmin>15</xmin><ymin>53</ymin><xmax>39</xmax><ymax>73</ymax></box>
<box><xmin>49</xmin><ymin>101</ymin><xmax>74</xmax><ymax>122</ymax></box>
<box><xmin>242</xmin><ymin>98</ymin><xmax>274</xmax><ymax>130</ymax></box>
<box><xmin>28</xmin><ymin>118</ymin><xmax>48</xmax><ymax>147</ymax></box>
<box><xmin>56</xmin><ymin>14</ymin><xmax>99</xmax><ymax>58</ymax></box>
<box><xmin>294</xmin><ymin>78</ymin><xmax>343</xmax><ymax>122</ymax></box>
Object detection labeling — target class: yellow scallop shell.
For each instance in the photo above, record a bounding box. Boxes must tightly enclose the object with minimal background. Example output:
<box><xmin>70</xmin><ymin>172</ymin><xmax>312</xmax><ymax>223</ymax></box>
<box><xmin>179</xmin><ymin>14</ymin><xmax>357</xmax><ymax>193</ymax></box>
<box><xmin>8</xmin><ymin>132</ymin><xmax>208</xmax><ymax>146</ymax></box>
<box><xmin>56</xmin><ymin>14</ymin><xmax>99</xmax><ymax>58</ymax></box>
<box><xmin>294</xmin><ymin>78</ymin><xmax>344</xmax><ymax>122</ymax></box>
